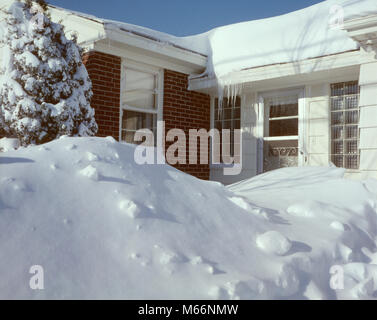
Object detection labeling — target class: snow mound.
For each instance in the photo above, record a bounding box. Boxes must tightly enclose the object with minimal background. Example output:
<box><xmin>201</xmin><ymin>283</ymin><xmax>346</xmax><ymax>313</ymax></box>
<box><xmin>228</xmin><ymin>196</ymin><xmax>253</xmax><ymax>211</ymax></box>
<box><xmin>256</xmin><ymin>231</ymin><xmax>292</xmax><ymax>256</ymax></box>
<box><xmin>287</xmin><ymin>200</ymin><xmax>323</xmax><ymax>218</ymax></box>
<box><xmin>0</xmin><ymin>137</ymin><xmax>19</xmax><ymax>152</ymax></box>
<box><xmin>0</xmin><ymin>137</ymin><xmax>377</xmax><ymax>299</ymax></box>
<box><xmin>86</xmin><ymin>152</ymin><xmax>99</xmax><ymax>162</ymax></box>
<box><xmin>119</xmin><ymin>199</ymin><xmax>140</xmax><ymax>218</ymax></box>
<box><xmin>79</xmin><ymin>164</ymin><xmax>99</xmax><ymax>181</ymax></box>
<box><xmin>330</xmin><ymin>221</ymin><xmax>347</xmax><ymax>231</ymax></box>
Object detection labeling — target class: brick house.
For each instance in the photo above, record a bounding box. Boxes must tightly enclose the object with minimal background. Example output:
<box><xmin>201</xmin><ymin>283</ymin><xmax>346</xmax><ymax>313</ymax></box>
<box><xmin>1</xmin><ymin>1</ymin><xmax>377</xmax><ymax>184</ymax></box>
<box><xmin>80</xmin><ymin>51</ymin><xmax>211</xmax><ymax>180</ymax></box>
<box><xmin>49</xmin><ymin>5</ymin><xmax>212</xmax><ymax>181</ymax></box>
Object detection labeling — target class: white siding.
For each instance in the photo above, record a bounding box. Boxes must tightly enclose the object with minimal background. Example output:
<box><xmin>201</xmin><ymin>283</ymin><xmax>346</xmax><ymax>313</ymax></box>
<box><xmin>305</xmin><ymin>84</ymin><xmax>330</xmax><ymax>167</ymax></box>
<box><xmin>209</xmin><ymin>71</ymin><xmax>377</xmax><ymax>185</ymax></box>
<box><xmin>358</xmin><ymin>61</ymin><xmax>377</xmax><ymax>178</ymax></box>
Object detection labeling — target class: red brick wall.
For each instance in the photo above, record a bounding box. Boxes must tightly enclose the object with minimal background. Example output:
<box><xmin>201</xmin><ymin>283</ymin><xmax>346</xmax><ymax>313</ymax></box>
<box><xmin>82</xmin><ymin>53</ymin><xmax>211</xmax><ymax>180</ymax></box>
<box><xmin>163</xmin><ymin>69</ymin><xmax>211</xmax><ymax>180</ymax></box>
<box><xmin>82</xmin><ymin>51</ymin><xmax>121</xmax><ymax>139</ymax></box>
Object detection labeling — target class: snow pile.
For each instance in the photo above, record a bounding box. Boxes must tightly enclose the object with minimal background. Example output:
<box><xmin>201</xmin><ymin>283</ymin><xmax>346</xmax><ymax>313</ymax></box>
<box><xmin>0</xmin><ymin>137</ymin><xmax>19</xmax><ymax>152</ymax></box>
<box><xmin>0</xmin><ymin>137</ymin><xmax>377</xmax><ymax>299</ymax></box>
<box><xmin>230</xmin><ymin>166</ymin><xmax>377</xmax><ymax>299</ymax></box>
<box><xmin>256</xmin><ymin>231</ymin><xmax>292</xmax><ymax>256</ymax></box>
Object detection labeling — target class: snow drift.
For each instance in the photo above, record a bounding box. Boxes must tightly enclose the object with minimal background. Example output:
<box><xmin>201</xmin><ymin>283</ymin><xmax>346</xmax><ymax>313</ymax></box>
<box><xmin>0</xmin><ymin>137</ymin><xmax>377</xmax><ymax>299</ymax></box>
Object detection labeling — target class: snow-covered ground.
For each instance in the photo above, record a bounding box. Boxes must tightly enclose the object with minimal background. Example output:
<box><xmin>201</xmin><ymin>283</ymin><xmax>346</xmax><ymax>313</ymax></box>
<box><xmin>0</xmin><ymin>137</ymin><xmax>376</xmax><ymax>299</ymax></box>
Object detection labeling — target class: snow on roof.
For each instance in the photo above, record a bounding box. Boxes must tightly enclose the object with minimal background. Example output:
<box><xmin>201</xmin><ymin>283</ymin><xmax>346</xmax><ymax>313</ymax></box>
<box><xmin>202</xmin><ymin>0</ymin><xmax>377</xmax><ymax>83</ymax></box>
<box><xmin>49</xmin><ymin>4</ymin><xmax>210</xmax><ymax>57</ymax></box>
<box><xmin>51</xmin><ymin>0</ymin><xmax>377</xmax><ymax>86</ymax></box>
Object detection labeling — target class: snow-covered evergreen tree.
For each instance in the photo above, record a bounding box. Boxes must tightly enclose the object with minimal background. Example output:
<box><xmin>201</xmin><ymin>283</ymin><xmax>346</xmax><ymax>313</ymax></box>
<box><xmin>0</xmin><ymin>0</ymin><xmax>98</xmax><ymax>146</ymax></box>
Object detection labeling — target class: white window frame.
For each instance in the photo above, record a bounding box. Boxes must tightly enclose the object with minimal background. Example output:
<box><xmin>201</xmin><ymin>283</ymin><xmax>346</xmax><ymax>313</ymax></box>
<box><xmin>209</xmin><ymin>95</ymin><xmax>243</xmax><ymax>167</ymax></box>
<box><xmin>257</xmin><ymin>88</ymin><xmax>306</xmax><ymax>173</ymax></box>
<box><xmin>119</xmin><ymin>59</ymin><xmax>164</xmax><ymax>142</ymax></box>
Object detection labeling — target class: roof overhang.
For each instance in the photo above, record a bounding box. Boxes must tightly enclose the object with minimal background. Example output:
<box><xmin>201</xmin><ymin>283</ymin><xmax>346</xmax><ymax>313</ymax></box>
<box><xmin>102</xmin><ymin>25</ymin><xmax>207</xmax><ymax>74</ymax></box>
<box><xmin>189</xmin><ymin>49</ymin><xmax>363</xmax><ymax>93</ymax></box>
<box><xmin>49</xmin><ymin>5</ymin><xmax>207</xmax><ymax>75</ymax></box>
<box><xmin>343</xmin><ymin>14</ymin><xmax>377</xmax><ymax>53</ymax></box>
<box><xmin>189</xmin><ymin>14</ymin><xmax>377</xmax><ymax>94</ymax></box>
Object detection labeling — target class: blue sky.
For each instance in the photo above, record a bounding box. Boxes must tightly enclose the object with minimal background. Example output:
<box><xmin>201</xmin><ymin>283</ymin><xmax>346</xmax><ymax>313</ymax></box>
<box><xmin>48</xmin><ymin>0</ymin><xmax>324</xmax><ymax>36</ymax></box>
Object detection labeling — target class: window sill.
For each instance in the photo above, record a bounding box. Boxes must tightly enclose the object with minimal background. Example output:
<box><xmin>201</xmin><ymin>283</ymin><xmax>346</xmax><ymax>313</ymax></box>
<box><xmin>344</xmin><ymin>169</ymin><xmax>360</xmax><ymax>173</ymax></box>
<box><xmin>263</xmin><ymin>136</ymin><xmax>298</xmax><ymax>141</ymax></box>
<box><xmin>210</xmin><ymin>163</ymin><xmax>242</xmax><ymax>169</ymax></box>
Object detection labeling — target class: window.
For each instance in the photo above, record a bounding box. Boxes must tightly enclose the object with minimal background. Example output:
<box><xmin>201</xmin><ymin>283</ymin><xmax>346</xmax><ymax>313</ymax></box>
<box><xmin>121</xmin><ymin>110</ymin><xmax>156</xmax><ymax>144</ymax></box>
<box><xmin>330</xmin><ymin>81</ymin><xmax>360</xmax><ymax>169</ymax></box>
<box><xmin>214</xmin><ymin>97</ymin><xmax>241</xmax><ymax>161</ymax></box>
<box><xmin>120</xmin><ymin>64</ymin><xmax>161</xmax><ymax>145</ymax></box>
<box><xmin>262</xmin><ymin>94</ymin><xmax>300</xmax><ymax>172</ymax></box>
<box><xmin>264</xmin><ymin>96</ymin><xmax>299</xmax><ymax>137</ymax></box>
<box><xmin>268</xmin><ymin>102</ymin><xmax>298</xmax><ymax>136</ymax></box>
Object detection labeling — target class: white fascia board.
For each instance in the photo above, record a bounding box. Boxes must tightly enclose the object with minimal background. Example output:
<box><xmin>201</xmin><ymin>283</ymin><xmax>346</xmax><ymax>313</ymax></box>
<box><xmin>104</xmin><ymin>26</ymin><xmax>207</xmax><ymax>73</ymax></box>
<box><xmin>189</xmin><ymin>50</ymin><xmax>362</xmax><ymax>91</ymax></box>
<box><xmin>93</xmin><ymin>40</ymin><xmax>203</xmax><ymax>75</ymax></box>
<box><xmin>347</xmin><ymin>25</ymin><xmax>377</xmax><ymax>43</ymax></box>
<box><xmin>343</xmin><ymin>14</ymin><xmax>377</xmax><ymax>32</ymax></box>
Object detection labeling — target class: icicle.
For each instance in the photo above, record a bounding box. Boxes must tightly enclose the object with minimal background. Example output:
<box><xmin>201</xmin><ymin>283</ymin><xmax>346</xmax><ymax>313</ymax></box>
<box><xmin>216</xmin><ymin>75</ymin><xmax>243</xmax><ymax>110</ymax></box>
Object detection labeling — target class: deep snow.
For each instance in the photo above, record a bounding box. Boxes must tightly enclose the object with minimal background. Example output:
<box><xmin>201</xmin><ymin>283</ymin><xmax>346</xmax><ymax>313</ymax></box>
<box><xmin>0</xmin><ymin>137</ymin><xmax>376</xmax><ymax>299</ymax></box>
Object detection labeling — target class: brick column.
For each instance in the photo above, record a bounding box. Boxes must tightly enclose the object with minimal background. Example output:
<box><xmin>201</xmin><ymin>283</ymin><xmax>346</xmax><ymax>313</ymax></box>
<box><xmin>82</xmin><ymin>51</ymin><xmax>121</xmax><ymax>139</ymax></box>
<box><xmin>163</xmin><ymin>70</ymin><xmax>211</xmax><ymax>180</ymax></box>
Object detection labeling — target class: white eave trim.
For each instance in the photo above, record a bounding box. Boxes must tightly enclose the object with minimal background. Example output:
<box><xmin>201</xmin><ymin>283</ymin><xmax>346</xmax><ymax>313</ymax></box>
<box><xmin>189</xmin><ymin>50</ymin><xmax>362</xmax><ymax>91</ymax></box>
<box><xmin>343</xmin><ymin>14</ymin><xmax>377</xmax><ymax>50</ymax></box>
<box><xmin>49</xmin><ymin>4</ymin><xmax>207</xmax><ymax>74</ymax></box>
<box><xmin>343</xmin><ymin>14</ymin><xmax>377</xmax><ymax>32</ymax></box>
<box><xmin>104</xmin><ymin>25</ymin><xmax>207</xmax><ymax>70</ymax></box>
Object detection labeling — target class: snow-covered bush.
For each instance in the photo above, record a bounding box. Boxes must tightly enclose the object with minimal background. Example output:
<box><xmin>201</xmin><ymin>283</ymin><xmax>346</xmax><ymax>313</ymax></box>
<box><xmin>0</xmin><ymin>0</ymin><xmax>98</xmax><ymax>146</ymax></box>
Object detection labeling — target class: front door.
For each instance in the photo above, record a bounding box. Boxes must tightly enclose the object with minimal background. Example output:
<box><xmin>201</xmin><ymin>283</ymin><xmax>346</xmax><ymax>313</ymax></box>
<box><xmin>257</xmin><ymin>88</ymin><xmax>306</xmax><ymax>173</ymax></box>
